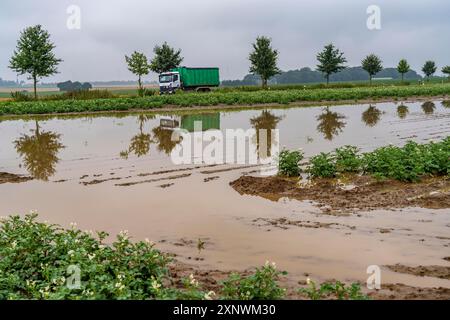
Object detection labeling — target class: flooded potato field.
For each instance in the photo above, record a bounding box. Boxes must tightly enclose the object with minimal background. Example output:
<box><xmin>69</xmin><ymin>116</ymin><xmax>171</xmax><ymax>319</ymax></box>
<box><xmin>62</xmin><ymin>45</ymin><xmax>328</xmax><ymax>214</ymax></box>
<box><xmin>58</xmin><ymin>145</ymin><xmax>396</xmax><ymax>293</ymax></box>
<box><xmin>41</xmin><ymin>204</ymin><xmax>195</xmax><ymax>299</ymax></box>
<box><xmin>1</xmin><ymin>100</ymin><xmax>449</xmax><ymax>290</ymax></box>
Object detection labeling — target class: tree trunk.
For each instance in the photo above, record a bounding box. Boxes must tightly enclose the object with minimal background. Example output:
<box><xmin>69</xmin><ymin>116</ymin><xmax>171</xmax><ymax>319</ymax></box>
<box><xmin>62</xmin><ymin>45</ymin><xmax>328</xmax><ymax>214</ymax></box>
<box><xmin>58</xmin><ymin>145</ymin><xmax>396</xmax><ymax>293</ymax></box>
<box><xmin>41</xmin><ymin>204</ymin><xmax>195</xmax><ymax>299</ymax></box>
<box><xmin>138</xmin><ymin>75</ymin><xmax>142</xmax><ymax>96</ymax></box>
<box><xmin>262</xmin><ymin>78</ymin><xmax>267</xmax><ymax>89</ymax></box>
<box><xmin>33</xmin><ymin>76</ymin><xmax>37</xmax><ymax>100</ymax></box>
<box><xmin>326</xmin><ymin>74</ymin><xmax>329</xmax><ymax>85</ymax></box>
<box><xmin>401</xmin><ymin>73</ymin><xmax>404</xmax><ymax>82</ymax></box>
<box><xmin>369</xmin><ymin>75</ymin><xmax>372</xmax><ymax>86</ymax></box>
<box><xmin>35</xmin><ymin>120</ymin><xmax>40</xmax><ymax>136</ymax></box>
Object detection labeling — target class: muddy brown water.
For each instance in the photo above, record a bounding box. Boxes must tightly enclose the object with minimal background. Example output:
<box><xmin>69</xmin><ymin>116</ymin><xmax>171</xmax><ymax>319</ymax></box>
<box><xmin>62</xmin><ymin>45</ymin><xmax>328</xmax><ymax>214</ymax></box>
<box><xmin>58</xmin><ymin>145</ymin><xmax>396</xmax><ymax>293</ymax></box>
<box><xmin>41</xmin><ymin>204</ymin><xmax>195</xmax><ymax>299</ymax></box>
<box><xmin>0</xmin><ymin>100</ymin><xmax>449</xmax><ymax>290</ymax></box>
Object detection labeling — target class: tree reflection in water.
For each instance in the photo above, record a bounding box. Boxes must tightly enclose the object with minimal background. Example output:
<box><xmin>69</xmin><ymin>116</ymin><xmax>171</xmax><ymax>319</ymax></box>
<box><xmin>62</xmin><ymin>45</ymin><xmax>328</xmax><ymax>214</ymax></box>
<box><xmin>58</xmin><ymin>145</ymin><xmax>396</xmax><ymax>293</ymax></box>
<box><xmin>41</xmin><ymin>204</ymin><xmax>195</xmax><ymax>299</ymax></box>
<box><xmin>250</xmin><ymin>110</ymin><xmax>283</xmax><ymax>159</ymax></box>
<box><xmin>442</xmin><ymin>100</ymin><xmax>450</xmax><ymax>108</ymax></box>
<box><xmin>121</xmin><ymin>114</ymin><xmax>154</xmax><ymax>159</ymax></box>
<box><xmin>397</xmin><ymin>104</ymin><xmax>409</xmax><ymax>119</ymax></box>
<box><xmin>14</xmin><ymin>120</ymin><xmax>65</xmax><ymax>181</ymax></box>
<box><xmin>421</xmin><ymin>101</ymin><xmax>436</xmax><ymax>115</ymax></box>
<box><xmin>316</xmin><ymin>107</ymin><xmax>346</xmax><ymax>141</ymax></box>
<box><xmin>361</xmin><ymin>105</ymin><xmax>382</xmax><ymax>127</ymax></box>
<box><xmin>152</xmin><ymin>126</ymin><xmax>182</xmax><ymax>155</ymax></box>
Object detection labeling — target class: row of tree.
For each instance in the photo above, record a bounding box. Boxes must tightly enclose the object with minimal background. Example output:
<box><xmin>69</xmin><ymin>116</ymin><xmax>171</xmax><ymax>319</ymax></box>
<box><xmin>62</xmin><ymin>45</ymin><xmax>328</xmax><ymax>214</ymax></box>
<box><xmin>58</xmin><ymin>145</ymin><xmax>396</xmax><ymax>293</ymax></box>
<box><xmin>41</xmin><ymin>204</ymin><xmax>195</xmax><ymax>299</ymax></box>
<box><xmin>7</xmin><ymin>25</ymin><xmax>450</xmax><ymax>99</ymax></box>
<box><xmin>250</xmin><ymin>36</ymin><xmax>450</xmax><ymax>87</ymax></box>
<box><xmin>222</xmin><ymin>67</ymin><xmax>422</xmax><ymax>86</ymax></box>
<box><xmin>56</xmin><ymin>80</ymin><xmax>92</xmax><ymax>92</ymax></box>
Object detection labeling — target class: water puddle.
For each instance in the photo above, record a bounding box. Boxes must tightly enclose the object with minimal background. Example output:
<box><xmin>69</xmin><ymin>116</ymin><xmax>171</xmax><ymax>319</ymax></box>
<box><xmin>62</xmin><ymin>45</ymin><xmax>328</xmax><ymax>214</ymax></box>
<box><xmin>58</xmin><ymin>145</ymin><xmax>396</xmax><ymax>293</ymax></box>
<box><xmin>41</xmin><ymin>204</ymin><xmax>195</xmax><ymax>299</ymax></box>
<box><xmin>1</xmin><ymin>100</ymin><xmax>449</xmax><ymax>288</ymax></box>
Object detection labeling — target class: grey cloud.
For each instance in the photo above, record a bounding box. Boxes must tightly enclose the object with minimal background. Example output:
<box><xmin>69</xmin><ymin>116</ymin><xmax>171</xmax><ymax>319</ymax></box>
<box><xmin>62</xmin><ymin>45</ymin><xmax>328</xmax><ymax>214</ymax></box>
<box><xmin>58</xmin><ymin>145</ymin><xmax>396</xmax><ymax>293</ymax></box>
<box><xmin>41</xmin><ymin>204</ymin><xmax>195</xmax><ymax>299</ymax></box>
<box><xmin>0</xmin><ymin>0</ymin><xmax>449</xmax><ymax>83</ymax></box>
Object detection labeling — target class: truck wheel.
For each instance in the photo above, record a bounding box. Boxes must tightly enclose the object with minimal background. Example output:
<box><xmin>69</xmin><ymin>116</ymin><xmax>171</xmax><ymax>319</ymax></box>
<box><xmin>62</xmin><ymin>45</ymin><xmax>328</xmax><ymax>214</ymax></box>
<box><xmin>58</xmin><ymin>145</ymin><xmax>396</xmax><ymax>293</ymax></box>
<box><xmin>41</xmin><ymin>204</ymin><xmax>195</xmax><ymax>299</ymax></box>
<box><xmin>196</xmin><ymin>87</ymin><xmax>211</xmax><ymax>93</ymax></box>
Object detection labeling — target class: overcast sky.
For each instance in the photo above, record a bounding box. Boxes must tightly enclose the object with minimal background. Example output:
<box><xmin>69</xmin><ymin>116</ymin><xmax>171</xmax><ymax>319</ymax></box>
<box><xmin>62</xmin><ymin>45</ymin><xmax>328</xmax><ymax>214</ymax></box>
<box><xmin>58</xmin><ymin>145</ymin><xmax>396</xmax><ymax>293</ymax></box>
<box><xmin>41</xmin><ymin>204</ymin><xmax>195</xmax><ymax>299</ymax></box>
<box><xmin>1</xmin><ymin>0</ymin><xmax>449</xmax><ymax>83</ymax></box>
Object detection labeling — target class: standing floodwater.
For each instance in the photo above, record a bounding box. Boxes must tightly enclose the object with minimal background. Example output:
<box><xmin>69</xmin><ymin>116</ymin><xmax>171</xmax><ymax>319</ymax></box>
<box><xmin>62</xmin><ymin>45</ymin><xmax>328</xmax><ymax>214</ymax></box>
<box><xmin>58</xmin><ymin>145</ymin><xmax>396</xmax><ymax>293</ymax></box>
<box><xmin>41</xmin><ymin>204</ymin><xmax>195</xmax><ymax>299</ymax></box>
<box><xmin>1</xmin><ymin>100</ymin><xmax>449</xmax><ymax>288</ymax></box>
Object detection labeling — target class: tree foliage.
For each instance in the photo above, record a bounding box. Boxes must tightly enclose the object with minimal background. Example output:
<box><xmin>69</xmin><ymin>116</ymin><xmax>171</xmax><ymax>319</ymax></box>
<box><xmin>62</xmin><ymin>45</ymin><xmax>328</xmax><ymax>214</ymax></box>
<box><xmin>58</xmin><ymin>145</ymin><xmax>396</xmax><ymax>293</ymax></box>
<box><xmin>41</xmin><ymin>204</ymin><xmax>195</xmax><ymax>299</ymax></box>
<box><xmin>57</xmin><ymin>80</ymin><xmax>92</xmax><ymax>92</ymax></box>
<box><xmin>442</xmin><ymin>66</ymin><xmax>450</xmax><ymax>79</ymax></box>
<box><xmin>125</xmin><ymin>51</ymin><xmax>151</xmax><ymax>95</ymax></box>
<box><xmin>397</xmin><ymin>59</ymin><xmax>410</xmax><ymax>82</ymax></box>
<box><xmin>149</xmin><ymin>42</ymin><xmax>183</xmax><ymax>74</ymax></box>
<box><xmin>9</xmin><ymin>25</ymin><xmax>62</xmax><ymax>99</ymax></box>
<box><xmin>422</xmin><ymin>61</ymin><xmax>437</xmax><ymax>80</ymax></box>
<box><xmin>249</xmin><ymin>36</ymin><xmax>280</xmax><ymax>88</ymax></box>
<box><xmin>316</xmin><ymin>44</ymin><xmax>347</xmax><ymax>84</ymax></box>
<box><xmin>361</xmin><ymin>54</ymin><xmax>383</xmax><ymax>84</ymax></box>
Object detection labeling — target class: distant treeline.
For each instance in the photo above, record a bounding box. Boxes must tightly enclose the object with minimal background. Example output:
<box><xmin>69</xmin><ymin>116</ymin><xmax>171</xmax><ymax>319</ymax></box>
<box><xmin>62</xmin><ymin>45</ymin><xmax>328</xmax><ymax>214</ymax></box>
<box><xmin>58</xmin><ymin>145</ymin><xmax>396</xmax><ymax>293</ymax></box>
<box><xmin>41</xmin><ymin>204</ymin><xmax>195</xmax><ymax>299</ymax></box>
<box><xmin>0</xmin><ymin>79</ymin><xmax>157</xmax><ymax>88</ymax></box>
<box><xmin>0</xmin><ymin>77</ymin><xmax>18</xmax><ymax>87</ymax></box>
<box><xmin>222</xmin><ymin>66</ymin><xmax>423</xmax><ymax>86</ymax></box>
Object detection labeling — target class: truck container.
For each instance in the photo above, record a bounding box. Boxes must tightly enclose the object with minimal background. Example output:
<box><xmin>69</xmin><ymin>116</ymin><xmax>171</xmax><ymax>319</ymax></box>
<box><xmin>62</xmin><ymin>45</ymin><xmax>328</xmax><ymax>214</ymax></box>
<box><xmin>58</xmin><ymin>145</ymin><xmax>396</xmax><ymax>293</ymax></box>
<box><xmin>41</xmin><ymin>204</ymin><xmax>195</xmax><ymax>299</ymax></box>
<box><xmin>159</xmin><ymin>67</ymin><xmax>220</xmax><ymax>94</ymax></box>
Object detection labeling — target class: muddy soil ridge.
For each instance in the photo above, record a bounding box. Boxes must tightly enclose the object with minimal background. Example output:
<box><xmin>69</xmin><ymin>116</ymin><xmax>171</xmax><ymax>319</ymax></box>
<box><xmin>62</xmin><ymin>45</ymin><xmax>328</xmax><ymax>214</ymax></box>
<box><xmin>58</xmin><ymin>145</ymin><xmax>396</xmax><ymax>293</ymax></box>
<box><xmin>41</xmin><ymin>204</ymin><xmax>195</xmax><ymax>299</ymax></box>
<box><xmin>230</xmin><ymin>175</ymin><xmax>450</xmax><ymax>213</ymax></box>
<box><xmin>0</xmin><ymin>172</ymin><xmax>33</xmax><ymax>184</ymax></box>
<box><xmin>386</xmin><ymin>264</ymin><xmax>450</xmax><ymax>280</ymax></box>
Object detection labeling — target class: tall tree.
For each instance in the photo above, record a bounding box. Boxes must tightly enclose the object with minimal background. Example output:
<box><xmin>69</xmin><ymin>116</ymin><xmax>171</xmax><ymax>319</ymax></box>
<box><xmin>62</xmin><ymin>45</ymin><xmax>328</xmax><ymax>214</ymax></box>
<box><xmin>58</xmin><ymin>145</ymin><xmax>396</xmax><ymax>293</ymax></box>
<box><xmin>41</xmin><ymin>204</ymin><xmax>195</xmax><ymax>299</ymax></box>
<box><xmin>397</xmin><ymin>59</ymin><xmax>410</xmax><ymax>82</ymax></box>
<box><xmin>361</xmin><ymin>54</ymin><xmax>383</xmax><ymax>85</ymax></box>
<box><xmin>149</xmin><ymin>42</ymin><xmax>183</xmax><ymax>74</ymax></box>
<box><xmin>422</xmin><ymin>61</ymin><xmax>437</xmax><ymax>81</ymax></box>
<box><xmin>316</xmin><ymin>44</ymin><xmax>347</xmax><ymax>85</ymax></box>
<box><xmin>125</xmin><ymin>51</ymin><xmax>151</xmax><ymax>96</ymax></box>
<box><xmin>9</xmin><ymin>25</ymin><xmax>62</xmax><ymax>99</ymax></box>
<box><xmin>442</xmin><ymin>66</ymin><xmax>450</xmax><ymax>80</ymax></box>
<box><xmin>249</xmin><ymin>36</ymin><xmax>280</xmax><ymax>88</ymax></box>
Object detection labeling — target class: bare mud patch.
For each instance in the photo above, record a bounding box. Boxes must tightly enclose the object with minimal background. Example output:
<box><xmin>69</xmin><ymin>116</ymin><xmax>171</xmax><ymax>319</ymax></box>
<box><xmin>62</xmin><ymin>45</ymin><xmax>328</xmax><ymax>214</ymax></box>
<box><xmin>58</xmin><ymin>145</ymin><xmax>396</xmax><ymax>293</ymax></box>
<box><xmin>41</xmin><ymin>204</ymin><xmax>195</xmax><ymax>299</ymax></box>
<box><xmin>158</xmin><ymin>183</ymin><xmax>174</xmax><ymax>188</ymax></box>
<box><xmin>204</xmin><ymin>176</ymin><xmax>219</xmax><ymax>183</ymax></box>
<box><xmin>138</xmin><ymin>164</ymin><xmax>219</xmax><ymax>177</ymax></box>
<box><xmin>230</xmin><ymin>175</ymin><xmax>450</xmax><ymax>213</ymax></box>
<box><xmin>0</xmin><ymin>172</ymin><xmax>33</xmax><ymax>184</ymax></box>
<box><xmin>81</xmin><ymin>176</ymin><xmax>125</xmax><ymax>186</ymax></box>
<box><xmin>200</xmin><ymin>165</ymin><xmax>261</xmax><ymax>175</ymax></box>
<box><xmin>386</xmin><ymin>264</ymin><xmax>450</xmax><ymax>280</ymax></box>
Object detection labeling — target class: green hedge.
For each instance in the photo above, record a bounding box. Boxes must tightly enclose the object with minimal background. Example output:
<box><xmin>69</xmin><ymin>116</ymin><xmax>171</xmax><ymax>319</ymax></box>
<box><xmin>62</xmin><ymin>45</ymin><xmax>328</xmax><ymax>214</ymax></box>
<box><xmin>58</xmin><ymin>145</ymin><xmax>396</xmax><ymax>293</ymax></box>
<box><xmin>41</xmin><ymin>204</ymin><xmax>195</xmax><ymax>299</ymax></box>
<box><xmin>1</xmin><ymin>84</ymin><xmax>449</xmax><ymax>116</ymax></box>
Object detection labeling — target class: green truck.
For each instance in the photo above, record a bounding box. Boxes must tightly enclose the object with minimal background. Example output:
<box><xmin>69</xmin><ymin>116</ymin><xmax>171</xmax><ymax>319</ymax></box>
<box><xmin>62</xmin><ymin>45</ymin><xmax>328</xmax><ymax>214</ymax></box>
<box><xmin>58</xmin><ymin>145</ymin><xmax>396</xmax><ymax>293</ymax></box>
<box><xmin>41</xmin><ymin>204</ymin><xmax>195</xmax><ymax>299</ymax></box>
<box><xmin>158</xmin><ymin>67</ymin><xmax>220</xmax><ymax>94</ymax></box>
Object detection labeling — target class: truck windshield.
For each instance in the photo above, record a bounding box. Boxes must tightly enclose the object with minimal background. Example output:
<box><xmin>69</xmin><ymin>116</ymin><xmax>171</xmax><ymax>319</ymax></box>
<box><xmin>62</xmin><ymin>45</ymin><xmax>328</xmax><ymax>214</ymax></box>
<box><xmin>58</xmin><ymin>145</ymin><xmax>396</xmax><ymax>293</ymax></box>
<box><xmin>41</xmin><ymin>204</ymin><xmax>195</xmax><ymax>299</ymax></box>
<box><xmin>159</xmin><ymin>75</ymin><xmax>173</xmax><ymax>83</ymax></box>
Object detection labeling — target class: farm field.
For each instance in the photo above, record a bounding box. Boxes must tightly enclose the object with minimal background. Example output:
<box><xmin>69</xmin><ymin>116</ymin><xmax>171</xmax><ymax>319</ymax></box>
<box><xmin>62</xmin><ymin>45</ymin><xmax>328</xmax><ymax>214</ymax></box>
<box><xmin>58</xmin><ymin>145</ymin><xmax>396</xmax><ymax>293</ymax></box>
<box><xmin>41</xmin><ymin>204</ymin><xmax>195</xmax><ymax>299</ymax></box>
<box><xmin>2</xmin><ymin>0</ymin><xmax>450</xmax><ymax>304</ymax></box>
<box><xmin>0</xmin><ymin>85</ymin><xmax>159</xmax><ymax>99</ymax></box>
<box><xmin>1</xmin><ymin>99</ymin><xmax>449</xmax><ymax>299</ymax></box>
<box><xmin>1</xmin><ymin>83</ymin><xmax>449</xmax><ymax>116</ymax></box>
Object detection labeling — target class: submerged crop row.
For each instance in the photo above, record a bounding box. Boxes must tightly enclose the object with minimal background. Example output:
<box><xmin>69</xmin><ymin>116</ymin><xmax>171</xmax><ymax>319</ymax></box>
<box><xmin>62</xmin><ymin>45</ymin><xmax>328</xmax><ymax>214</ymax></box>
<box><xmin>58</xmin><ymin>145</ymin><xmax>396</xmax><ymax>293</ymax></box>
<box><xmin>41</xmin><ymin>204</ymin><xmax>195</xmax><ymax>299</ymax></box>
<box><xmin>0</xmin><ymin>214</ymin><xmax>367</xmax><ymax>300</ymax></box>
<box><xmin>1</xmin><ymin>84</ymin><xmax>450</xmax><ymax>115</ymax></box>
<box><xmin>279</xmin><ymin>137</ymin><xmax>450</xmax><ymax>182</ymax></box>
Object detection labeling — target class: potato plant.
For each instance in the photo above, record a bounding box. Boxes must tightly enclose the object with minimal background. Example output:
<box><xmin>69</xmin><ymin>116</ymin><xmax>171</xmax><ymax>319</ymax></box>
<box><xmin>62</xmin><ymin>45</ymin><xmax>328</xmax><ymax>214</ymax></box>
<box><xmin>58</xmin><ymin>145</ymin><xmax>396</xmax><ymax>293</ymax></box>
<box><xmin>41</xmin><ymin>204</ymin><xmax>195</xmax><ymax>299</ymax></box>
<box><xmin>302</xmin><ymin>138</ymin><xmax>449</xmax><ymax>181</ymax></box>
<box><xmin>278</xmin><ymin>149</ymin><xmax>304</xmax><ymax>177</ymax></box>
<box><xmin>0</xmin><ymin>214</ymin><xmax>287</xmax><ymax>300</ymax></box>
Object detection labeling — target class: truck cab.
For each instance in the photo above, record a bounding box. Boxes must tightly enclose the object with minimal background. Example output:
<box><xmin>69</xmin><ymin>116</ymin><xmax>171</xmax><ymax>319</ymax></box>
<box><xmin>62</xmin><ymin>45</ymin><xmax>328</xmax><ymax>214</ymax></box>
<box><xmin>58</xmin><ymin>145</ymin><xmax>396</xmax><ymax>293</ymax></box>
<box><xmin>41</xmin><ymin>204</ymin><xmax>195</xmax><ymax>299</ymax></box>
<box><xmin>159</xmin><ymin>72</ymin><xmax>181</xmax><ymax>94</ymax></box>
